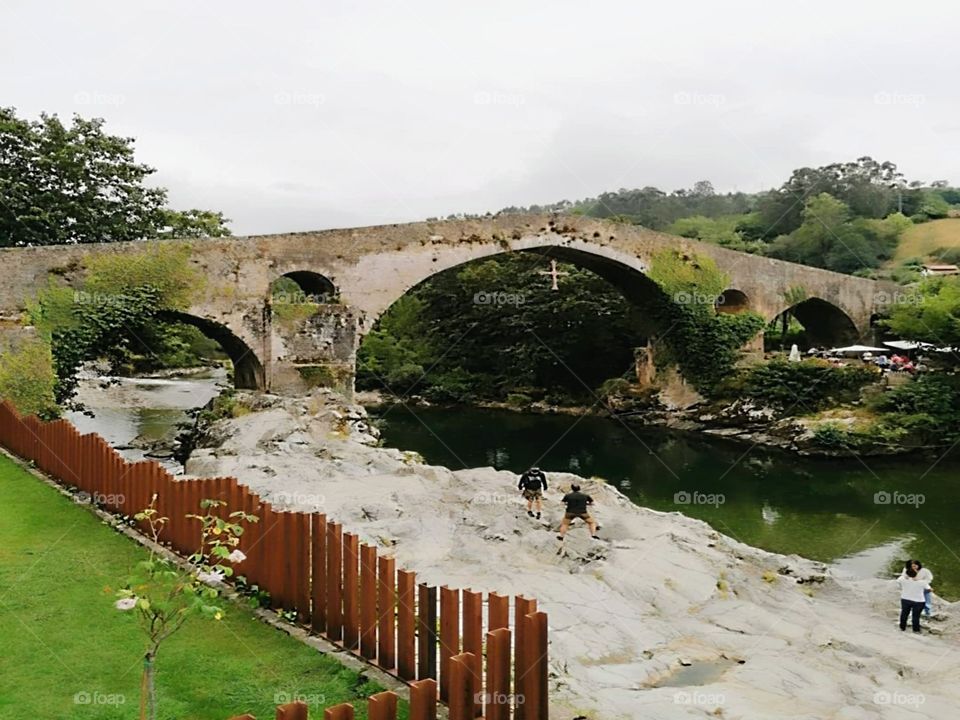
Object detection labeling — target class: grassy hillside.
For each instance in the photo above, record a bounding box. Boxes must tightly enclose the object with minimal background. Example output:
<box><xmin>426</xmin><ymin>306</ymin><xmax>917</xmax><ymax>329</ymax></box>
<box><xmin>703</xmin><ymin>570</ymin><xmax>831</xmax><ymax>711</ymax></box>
<box><xmin>894</xmin><ymin>218</ymin><xmax>960</xmax><ymax>262</ymax></box>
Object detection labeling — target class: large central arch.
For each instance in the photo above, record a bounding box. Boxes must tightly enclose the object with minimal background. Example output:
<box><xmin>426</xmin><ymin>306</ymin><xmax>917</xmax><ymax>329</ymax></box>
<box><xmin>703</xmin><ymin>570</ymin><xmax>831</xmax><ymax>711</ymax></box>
<box><xmin>347</xmin><ymin>236</ymin><xmax>679</xmax><ymax>335</ymax></box>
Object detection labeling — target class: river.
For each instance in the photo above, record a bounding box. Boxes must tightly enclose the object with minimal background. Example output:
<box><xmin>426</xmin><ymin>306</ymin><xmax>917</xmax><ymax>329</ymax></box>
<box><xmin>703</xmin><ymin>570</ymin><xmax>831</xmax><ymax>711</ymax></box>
<box><xmin>66</xmin><ymin>373</ymin><xmax>960</xmax><ymax>599</ymax></box>
<box><xmin>373</xmin><ymin>405</ymin><xmax>960</xmax><ymax>599</ymax></box>
<box><xmin>65</xmin><ymin>368</ymin><xmax>227</xmax><ymax>473</ymax></box>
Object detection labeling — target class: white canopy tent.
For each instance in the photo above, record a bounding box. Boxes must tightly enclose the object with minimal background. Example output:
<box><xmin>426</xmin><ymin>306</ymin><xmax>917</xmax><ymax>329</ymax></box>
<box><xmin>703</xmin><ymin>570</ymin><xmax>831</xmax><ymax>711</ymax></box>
<box><xmin>883</xmin><ymin>340</ymin><xmax>935</xmax><ymax>351</ymax></box>
<box><xmin>827</xmin><ymin>345</ymin><xmax>890</xmax><ymax>356</ymax></box>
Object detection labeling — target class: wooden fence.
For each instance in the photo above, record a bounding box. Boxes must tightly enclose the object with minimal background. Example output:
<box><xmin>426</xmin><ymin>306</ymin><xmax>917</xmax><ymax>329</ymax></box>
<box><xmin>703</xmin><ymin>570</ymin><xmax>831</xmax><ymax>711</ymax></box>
<box><xmin>229</xmin><ymin>680</ymin><xmax>433</xmax><ymax>720</ymax></box>
<box><xmin>0</xmin><ymin>400</ymin><xmax>549</xmax><ymax>719</ymax></box>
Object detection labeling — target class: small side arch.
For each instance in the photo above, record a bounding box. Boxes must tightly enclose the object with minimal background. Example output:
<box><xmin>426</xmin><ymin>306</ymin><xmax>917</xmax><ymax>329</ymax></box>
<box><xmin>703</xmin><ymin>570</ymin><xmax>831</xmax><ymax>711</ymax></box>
<box><xmin>769</xmin><ymin>297</ymin><xmax>860</xmax><ymax>348</ymax></box>
<box><xmin>159</xmin><ymin>311</ymin><xmax>265</xmax><ymax>390</ymax></box>
<box><xmin>273</xmin><ymin>271</ymin><xmax>337</xmax><ymax>302</ymax></box>
<box><xmin>716</xmin><ymin>289</ymin><xmax>750</xmax><ymax>314</ymax></box>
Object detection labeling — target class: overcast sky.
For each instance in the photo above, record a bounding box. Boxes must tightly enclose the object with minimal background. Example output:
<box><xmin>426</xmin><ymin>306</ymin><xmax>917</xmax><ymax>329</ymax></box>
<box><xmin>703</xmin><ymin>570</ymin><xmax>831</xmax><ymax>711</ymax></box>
<box><xmin>3</xmin><ymin>1</ymin><xmax>958</xmax><ymax>235</ymax></box>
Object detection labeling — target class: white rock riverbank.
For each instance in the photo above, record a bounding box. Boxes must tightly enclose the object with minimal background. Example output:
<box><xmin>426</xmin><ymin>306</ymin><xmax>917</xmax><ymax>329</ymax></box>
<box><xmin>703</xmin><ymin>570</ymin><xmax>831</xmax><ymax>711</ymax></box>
<box><xmin>185</xmin><ymin>390</ymin><xmax>959</xmax><ymax>720</ymax></box>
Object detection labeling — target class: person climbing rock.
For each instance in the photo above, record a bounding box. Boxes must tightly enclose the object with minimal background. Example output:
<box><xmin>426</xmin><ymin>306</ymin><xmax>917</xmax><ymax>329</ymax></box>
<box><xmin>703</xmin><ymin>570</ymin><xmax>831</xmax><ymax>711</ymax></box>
<box><xmin>558</xmin><ymin>483</ymin><xmax>599</xmax><ymax>540</ymax></box>
<box><xmin>518</xmin><ymin>466</ymin><xmax>548</xmax><ymax>519</ymax></box>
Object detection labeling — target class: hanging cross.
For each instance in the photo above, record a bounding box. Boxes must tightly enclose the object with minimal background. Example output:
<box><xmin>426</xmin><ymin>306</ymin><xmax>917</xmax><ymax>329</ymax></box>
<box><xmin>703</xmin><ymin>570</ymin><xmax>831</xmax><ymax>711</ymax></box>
<box><xmin>538</xmin><ymin>259</ymin><xmax>570</xmax><ymax>291</ymax></box>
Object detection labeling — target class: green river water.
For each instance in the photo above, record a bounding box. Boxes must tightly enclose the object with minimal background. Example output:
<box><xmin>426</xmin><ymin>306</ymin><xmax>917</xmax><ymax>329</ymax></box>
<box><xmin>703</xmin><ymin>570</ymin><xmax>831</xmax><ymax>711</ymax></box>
<box><xmin>373</xmin><ymin>405</ymin><xmax>960</xmax><ymax>599</ymax></box>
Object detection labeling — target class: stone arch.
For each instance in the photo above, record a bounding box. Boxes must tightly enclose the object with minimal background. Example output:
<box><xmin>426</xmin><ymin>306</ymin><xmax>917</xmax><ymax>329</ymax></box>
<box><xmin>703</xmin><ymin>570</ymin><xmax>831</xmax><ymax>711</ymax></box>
<box><xmin>356</xmin><ymin>240</ymin><xmax>674</xmax><ymax>334</ymax></box>
<box><xmin>716</xmin><ymin>288</ymin><xmax>750</xmax><ymax>314</ymax></box>
<box><xmin>770</xmin><ymin>297</ymin><xmax>859</xmax><ymax>348</ymax></box>
<box><xmin>358</xmin><ymin>244</ymin><xmax>679</xmax><ymax>393</ymax></box>
<box><xmin>516</xmin><ymin>245</ymin><xmax>671</xmax><ymax>311</ymax></box>
<box><xmin>159</xmin><ymin>311</ymin><xmax>265</xmax><ymax>390</ymax></box>
<box><xmin>273</xmin><ymin>270</ymin><xmax>337</xmax><ymax>302</ymax></box>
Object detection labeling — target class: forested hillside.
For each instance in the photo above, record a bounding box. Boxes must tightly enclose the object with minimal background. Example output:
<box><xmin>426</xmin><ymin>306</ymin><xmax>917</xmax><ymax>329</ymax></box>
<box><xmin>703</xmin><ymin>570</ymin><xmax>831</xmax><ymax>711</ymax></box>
<box><xmin>491</xmin><ymin>157</ymin><xmax>960</xmax><ymax>279</ymax></box>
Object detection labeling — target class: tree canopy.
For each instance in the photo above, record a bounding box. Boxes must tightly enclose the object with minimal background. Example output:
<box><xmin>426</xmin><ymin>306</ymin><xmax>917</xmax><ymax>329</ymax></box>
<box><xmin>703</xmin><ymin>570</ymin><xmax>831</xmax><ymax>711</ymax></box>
<box><xmin>0</xmin><ymin>107</ymin><xmax>230</xmax><ymax>246</ymax></box>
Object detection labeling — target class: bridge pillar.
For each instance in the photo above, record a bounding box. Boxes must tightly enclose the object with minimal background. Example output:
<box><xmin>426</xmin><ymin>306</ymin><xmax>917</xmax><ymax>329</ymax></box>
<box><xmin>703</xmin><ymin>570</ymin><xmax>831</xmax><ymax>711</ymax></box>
<box><xmin>740</xmin><ymin>332</ymin><xmax>765</xmax><ymax>365</ymax></box>
<box><xmin>268</xmin><ymin>303</ymin><xmax>359</xmax><ymax>401</ymax></box>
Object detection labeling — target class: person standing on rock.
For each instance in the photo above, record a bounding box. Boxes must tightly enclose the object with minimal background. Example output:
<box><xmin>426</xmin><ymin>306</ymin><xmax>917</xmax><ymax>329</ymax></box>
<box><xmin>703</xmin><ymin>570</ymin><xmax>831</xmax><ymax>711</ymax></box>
<box><xmin>899</xmin><ymin>560</ymin><xmax>934</xmax><ymax>617</ymax></box>
<box><xmin>897</xmin><ymin>566</ymin><xmax>930</xmax><ymax>633</ymax></box>
<box><xmin>518</xmin><ymin>466</ymin><xmax>548</xmax><ymax>519</ymax></box>
<box><xmin>557</xmin><ymin>483</ymin><xmax>599</xmax><ymax>540</ymax></box>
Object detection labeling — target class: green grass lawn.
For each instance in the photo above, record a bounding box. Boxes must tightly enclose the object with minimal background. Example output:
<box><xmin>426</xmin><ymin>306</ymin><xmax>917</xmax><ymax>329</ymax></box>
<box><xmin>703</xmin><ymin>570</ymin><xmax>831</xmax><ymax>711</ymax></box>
<box><xmin>0</xmin><ymin>453</ymin><xmax>395</xmax><ymax>720</ymax></box>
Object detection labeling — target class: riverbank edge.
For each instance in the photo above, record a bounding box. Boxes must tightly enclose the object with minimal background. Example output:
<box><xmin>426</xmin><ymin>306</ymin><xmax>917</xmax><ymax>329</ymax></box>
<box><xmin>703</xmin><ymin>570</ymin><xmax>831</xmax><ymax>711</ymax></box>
<box><xmin>357</xmin><ymin>390</ymin><xmax>937</xmax><ymax>459</ymax></box>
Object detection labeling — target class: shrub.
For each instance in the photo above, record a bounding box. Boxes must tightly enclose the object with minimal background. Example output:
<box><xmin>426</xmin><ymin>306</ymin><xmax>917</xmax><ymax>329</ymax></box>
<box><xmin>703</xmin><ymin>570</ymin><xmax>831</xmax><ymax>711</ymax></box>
<box><xmin>869</xmin><ymin>374</ymin><xmax>960</xmax><ymax>441</ymax></box>
<box><xmin>420</xmin><ymin>368</ymin><xmax>480</xmax><ymax>404</ymax></box>
<box><xmin>0</xmin><ymin>337</ymin><xmax>59</xmax><ymax>419</ymax></box>
<box><xmin>744</xmin><ymin>359</ymin><xmax>878</xmax><ymax>412</ymax></box>
<box><xmin>931</xmin><ymin>246</ymin><xmax>960</xmax><ymax>265</ymax></box>
<box><xmin>811</xmin><ymin>422</ymin><xmax>861</xmax><ymax>449</ymax></box>
<box><xmin>505</xmin><ymin>392</ymin><xmax>533</xmax><ymax>408</ymax></box>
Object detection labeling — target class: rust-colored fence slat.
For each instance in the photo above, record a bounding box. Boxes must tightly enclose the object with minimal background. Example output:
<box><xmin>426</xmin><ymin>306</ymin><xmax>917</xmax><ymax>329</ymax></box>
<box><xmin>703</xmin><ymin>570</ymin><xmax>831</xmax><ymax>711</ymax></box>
<box><xmin>311</xmin><ymin>513</ymin><xmax>328</xmax><ymax>634</ymax></box>
<box><xmin>342</xmin><ymin>532</ymin><xmax>360</xmax><ymax>651</ymax></box>
<box><xmin>233</xmin><ymin>484</ymin><xmax>252</xmax><ymax>579</ymax></box>
<box><xmin>167</xmin><ymin>479</ymin><xmax>180</xmax><ymax>553</ymax></box>
<box><xmin>324</xmin><ymin>703</ymin><xmax>355</xmax><ymax>720</ymax></box>
<box><xmin>259</xmin><ymin>504</ymin><xmax>280</xmax><ymax>609</ymax></box>
<box><xmin>326</xmin><ymin>521</ymin><xmax>343</xmax><ymax>641</ymax></box>
<box><xmin>439</xmin><ymin>586</ymin><xmax>460</xmax><ymax>703</ymax></box>
<box><xmin>409</xmin><ymin>678</ymin><xmax>437</xmax><ymax>720</ymax></box>
<box><xmin>359</xmin><ymin>544</ymin><xmax>377</xmax><ymax>660</ymax></box>
<box><xmin>295</xmin><ymin>512</ymin><xmax>311</xmax><ymax>623</ymax></box>
<box><xmin>367</xmin><ymin>691</ymin><xmax>399</xmax><ymax>720</ymax></box>
<box><xmin>417</xmin><ymin>583</ymin><xmax>437</xmax><ymax>681</ymax></box>
<box><xmin>283</xmin><ymin>511</ymin><xmax>298</xmax><ymax>617</ymax></box>
<box><xmin>514</xmin><ymin>596</ymin><xmax>537</xmax><ymax>720</ymax></box>
<box><xmin>187</xmin><ymin>478</ymin><xmax>203</xmax><ymax>551</ymax></box>
<box><xmin>240</xmin><ymin>488</ymin><xmax>262</xmax><ymax>587</ymax></box>
<box><xmin>485</xmin><ymin>627</ymin><xmax>511</xmax><ymax>720</ymax></box>
<box><xmin>275</xmin><ymin>700</ymin><xmax>309</xmax><ymax>719</ymax></box>
<box><xmin>151</xmin><ymin>463</ymin><xmax>166</xmax><ymax>541</ymax></box>
<box><xmin>448</xmin><ymin>653</ymin><xmax>478</xmax><ymax>720</ymax></box>
<box><xmin>397</xmin><ymin>569</ymin><xmax>417</xmax><ymax>681</ymax></box>
<box><xmin>526</xmin><ymin>610</ymin><xmax>549</xmax><ymax>720</ymax></box>
<box><xmin>462</xmin><ymin>589</ymin><xmax>483</xmax><ymax>717</ymax></box>
<box><xmin>377</xmin><ymin>556</ymin><xmax>396</xmax><ymax>670</ymax></box>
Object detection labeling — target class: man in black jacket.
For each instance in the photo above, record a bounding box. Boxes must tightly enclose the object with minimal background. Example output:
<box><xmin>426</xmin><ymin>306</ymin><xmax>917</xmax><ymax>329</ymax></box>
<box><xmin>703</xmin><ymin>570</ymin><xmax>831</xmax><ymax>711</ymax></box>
<box><xmin>518</xmin><ymin>466</ymin><xmax>548</xmax><ymax>519</ymax></box>
<box><xmin>558</xmin><ymin>484</ymin><xmax>599</xmax><ymax>540</ymax></box>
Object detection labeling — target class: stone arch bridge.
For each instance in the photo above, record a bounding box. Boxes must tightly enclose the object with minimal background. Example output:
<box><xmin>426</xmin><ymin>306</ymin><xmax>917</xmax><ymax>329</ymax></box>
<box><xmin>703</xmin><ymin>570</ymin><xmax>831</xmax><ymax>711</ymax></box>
<box><xmin>0</xmin><ymin>215</ymin><xmax>890</xmax><ymax>398</ymax></box>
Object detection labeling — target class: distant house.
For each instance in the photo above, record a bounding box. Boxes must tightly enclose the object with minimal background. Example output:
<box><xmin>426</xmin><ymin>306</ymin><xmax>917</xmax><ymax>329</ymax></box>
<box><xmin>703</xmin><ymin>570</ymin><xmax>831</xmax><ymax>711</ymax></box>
<box><xmin>921</xmin><ymin>264</ymin><xmax>960</xmax><ymax>277</ymax></box>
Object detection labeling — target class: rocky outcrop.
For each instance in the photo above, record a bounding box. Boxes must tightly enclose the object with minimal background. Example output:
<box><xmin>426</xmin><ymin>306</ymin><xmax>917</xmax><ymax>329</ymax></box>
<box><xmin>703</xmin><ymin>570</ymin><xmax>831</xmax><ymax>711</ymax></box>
<box><xmin>183</xmin><ymin>390</ymin><xmax>959</xmax><ymax>720</ymax></box>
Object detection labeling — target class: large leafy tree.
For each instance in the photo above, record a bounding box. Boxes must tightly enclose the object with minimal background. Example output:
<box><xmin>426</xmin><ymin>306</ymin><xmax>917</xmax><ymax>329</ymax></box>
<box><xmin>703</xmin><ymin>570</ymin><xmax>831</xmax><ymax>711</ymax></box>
<box><xmin>0</xmin><ymin>107</ymin><xmax>230</xmax><ymax>246</ymax></box>
<box><xmin>766</xmin><ymin>193</ymin><xmax>903</xmax><ymax>274</ymax></box>
<box><xmin>755</xmin><ymin>156</ymin><xmax>903</xmax><ymax>238</ymax></box>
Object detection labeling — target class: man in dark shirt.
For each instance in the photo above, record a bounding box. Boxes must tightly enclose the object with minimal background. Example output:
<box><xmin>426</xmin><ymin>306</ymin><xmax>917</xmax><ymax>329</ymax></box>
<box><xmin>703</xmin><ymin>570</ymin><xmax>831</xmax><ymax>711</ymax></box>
<box><xmin>518</xmin><ymin>466</ymin><xmax>548</xmax><ymax>519</ymax></box>
<box><xmin>558</xmin><ymin>483</ymin><xmax>599</xmax><ymax>540</ymax></box>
